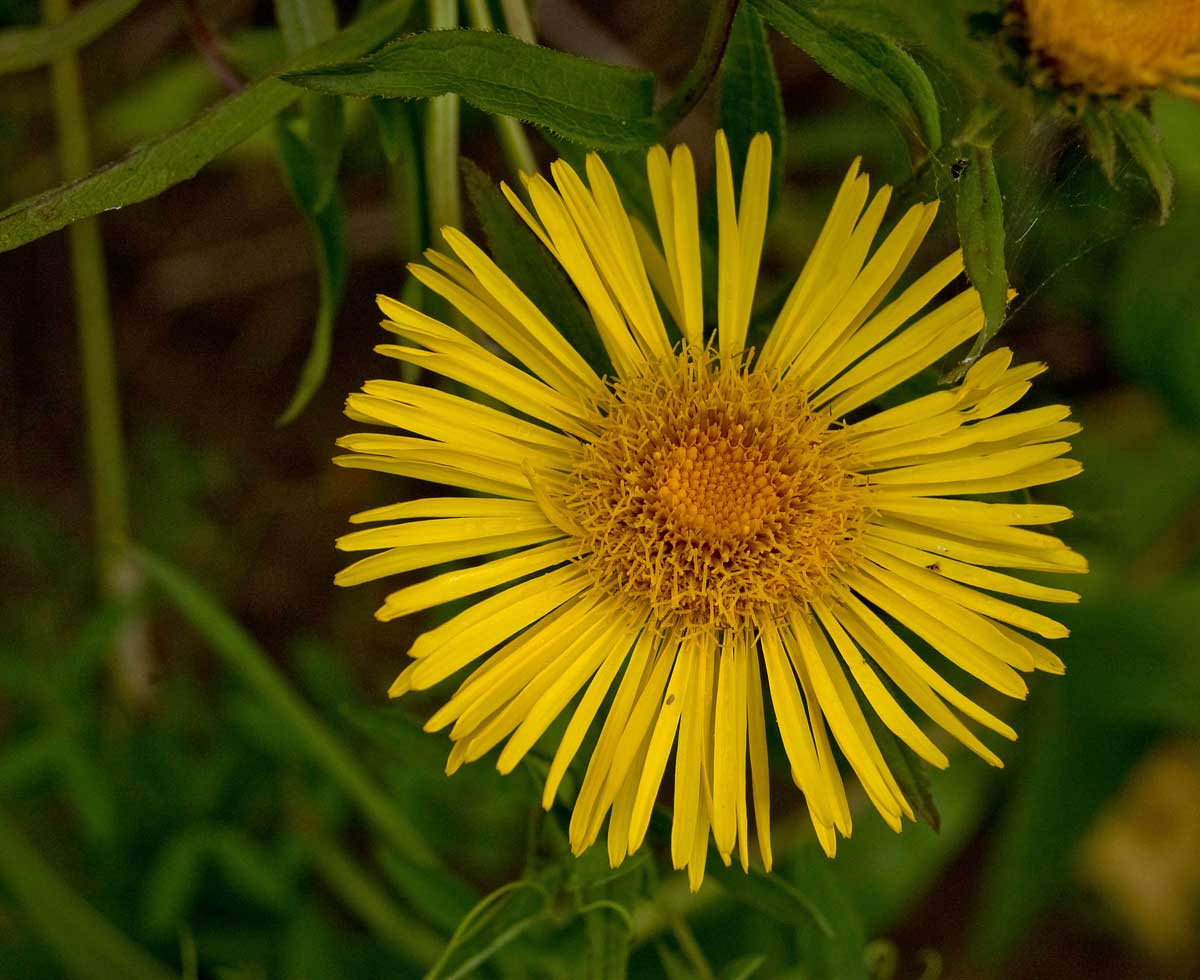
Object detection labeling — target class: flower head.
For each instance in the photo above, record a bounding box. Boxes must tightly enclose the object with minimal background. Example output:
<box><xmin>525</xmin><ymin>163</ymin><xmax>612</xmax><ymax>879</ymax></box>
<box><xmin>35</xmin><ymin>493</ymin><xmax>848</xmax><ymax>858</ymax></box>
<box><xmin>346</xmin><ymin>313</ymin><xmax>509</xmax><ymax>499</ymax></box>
<box><xmin>335</xmin><ymin>133</ymin><xmax>1085</xmax><ymax>890</ymax></box>
<box><xmin>1012</xmin><ymin>0</ymin><xmax>1200</xmax><ymax>102</ymax></box>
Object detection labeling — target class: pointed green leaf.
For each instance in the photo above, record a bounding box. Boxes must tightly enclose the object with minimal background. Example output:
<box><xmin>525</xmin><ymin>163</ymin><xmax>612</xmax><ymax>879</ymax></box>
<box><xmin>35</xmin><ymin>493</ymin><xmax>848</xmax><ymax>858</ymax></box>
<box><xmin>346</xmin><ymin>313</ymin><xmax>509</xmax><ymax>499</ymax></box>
<box><xmin>1110</xmin><ymin>103</ymin><xmax>1174</xmax><ymax>223</ymax></box>
<box><xmin>1080</xmin><ymin>108</ymin><xmax>1117</xmax><ymax>184</ymax></box>
<box><xmin>752</xmin><ymin>0</ymin><xmax>940</xmax><ymax>153</ymax></box>
<box><xmin>956</xmin><ymin>143</ymin><xmax>1007</xmax><ymax>363</ymax></box>
<box><xmin>720</xmin><ymin>4</ymin><xmax>785</xmax><ymax>201</ymax></box>
<box><xmin>274</xmin><ymin>117</ymin><xmax>348</xmax><ymax>424</ymax></box>
<box><xmin>863</xmin><ymin>706</ymin><xmax>941</xmax><ymax>831</ymax></box>
<box><xmin>284</xmin><ymin>29</ymin><xmax>658</xmax><ymax>149</ymax></box>
<box><xmin>0</xmin><ymin>0</ymin><xmax>141</xmax><ymax>75</ymax></box>
<box><xmin>0</xmin><ymin>0</ymin><xmax>415</xmax><ymax>255</ymax></box>
<box><xmin>791</xmin><ymin>846</ymin><xmax>869</xmax><ymax>980</ymax></box>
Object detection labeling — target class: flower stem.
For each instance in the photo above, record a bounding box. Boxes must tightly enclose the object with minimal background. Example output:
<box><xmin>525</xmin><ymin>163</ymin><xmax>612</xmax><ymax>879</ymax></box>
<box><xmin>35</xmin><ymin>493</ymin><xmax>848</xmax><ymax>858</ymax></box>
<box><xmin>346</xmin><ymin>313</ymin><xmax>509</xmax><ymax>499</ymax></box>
<box><xmin>465</xmin><ymin>0</ymin><xmax>539</xmax><ymax>178</ymax></box>
<box><xmin>654</xmin><ymin>0</ymin><xmax>742</xmax><ymax>132</ymax></box>
<box><xmin>425</xmin><ymin>0</ymin><xmax>461</xmax><ymax>236</ymax></box>
<box><xmin>43</xmin><ymin>0</ymin><xmax>154</xmax><ymax>708</ymax></box>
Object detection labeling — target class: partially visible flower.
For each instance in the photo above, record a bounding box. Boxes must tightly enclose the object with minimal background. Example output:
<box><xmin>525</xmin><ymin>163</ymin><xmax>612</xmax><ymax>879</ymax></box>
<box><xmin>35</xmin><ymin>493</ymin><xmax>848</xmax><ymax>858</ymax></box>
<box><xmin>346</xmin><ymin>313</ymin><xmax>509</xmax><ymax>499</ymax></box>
<box><xmin>335</xmin><ymin>133</ymin><xmax>1086</xmax><ymax>890</ymax></box>
<box><xmin>1009</xmin><ymin>0</ymin><xmax>1200</xmax><ymax>102</ymax></box>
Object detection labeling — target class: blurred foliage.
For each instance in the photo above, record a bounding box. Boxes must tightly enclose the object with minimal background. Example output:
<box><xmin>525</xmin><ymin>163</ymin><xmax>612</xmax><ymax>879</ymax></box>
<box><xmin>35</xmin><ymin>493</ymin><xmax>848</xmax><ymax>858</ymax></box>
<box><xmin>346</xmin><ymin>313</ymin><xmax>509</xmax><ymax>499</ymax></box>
<box><xmin>3</xmin><ymin>1</ymin><xmax>1200</xmax><ymax>979</ymax></box>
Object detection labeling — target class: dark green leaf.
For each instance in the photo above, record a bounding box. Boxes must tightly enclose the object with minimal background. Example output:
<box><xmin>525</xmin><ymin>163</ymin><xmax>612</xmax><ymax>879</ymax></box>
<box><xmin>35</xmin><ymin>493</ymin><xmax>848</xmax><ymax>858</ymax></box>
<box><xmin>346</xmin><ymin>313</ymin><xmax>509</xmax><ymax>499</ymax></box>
<box><xmin>0</xmin><ymin>0</ymin><xmax>415</xmax><ymax>255</ymax></box>
<box><xmin>0</xmin><ymin>808</ymin><xmax>176</xmax><ymax>980</ymax></box>
<box><xmin>285</xmin><ymin>29</ymin><xmax>658</xmax><ymax>150</ymax></box>
<box><xmin>707</xmin><ymin>862</ymin><xmax>832</xmax><ymax>935</ymax></box>
<box><xmin>656</xmin><ymin>945</ymin><xmax>695</xmax><ymax>980</ymax></box>
<box><xmin>1080</xmin><ymin>108</ymin><xmax>1117</xmax><ymax>184</ymax></box>
<box><xmin>377</xmin><ymin>849</ymin><xmax>479</xmax><ymax>935</ymax></box>
<box><xmin>1110</xmin><ymin>104</ymin><xmax>1174</xmax><ymax>223</ymax></box>
<box><xmin>274</xmin><ymin>118</ymin><xmax>348</xmax><ymax>424</ymax></box>
<box><xmin>461</xmin><ymin>157</ymin><xmax>609</xmax><ymax>375</ymax></box>
<box><xmin>955</xmin><ymin>143</ymin><xmax>1007</xmax><ymax>364</ymax></box>
<box><xmin>720</xmin><ymin>4</ymin><xmax>785</xmax><ymax>202</ymax></box>
<box><xmin>790</xmin><ymin>846</ymin><xmax>869</xmax><ymax>980</ymax></box>
<box><xmin>863</xmin><ymin>703</ymin><xmax>941</xmax><ymax>831</ymax></box>
<box><xmin>752</xmin><ymin>0</ymin><xmax>941</xmax><ymax>153</ymax></box>
<box><xmin>0</xmin><ymin>0</ymin><xmax>141</xmax><ymax>76</ymax></box>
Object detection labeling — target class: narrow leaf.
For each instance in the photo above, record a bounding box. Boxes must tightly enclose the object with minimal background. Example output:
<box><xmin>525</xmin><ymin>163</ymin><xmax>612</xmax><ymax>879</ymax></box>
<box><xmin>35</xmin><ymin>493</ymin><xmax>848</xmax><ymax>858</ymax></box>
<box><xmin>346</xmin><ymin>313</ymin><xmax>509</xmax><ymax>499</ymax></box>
<box><xmin>0</xmin><ymin>0</ymin><xmax>415</xmax><ymax>255</ymax></box>
<box><xmin>1110</xmin><ymin>104</ymin><xmax>1174</xmax><ymax>223</ymax></box>
<box><xmin>274</xmin><ymin>119</ymin><xmax>348</xmax><ymax>424</ymax></box>
<box><xmin>285</xmin><ymin>29</ymin><xmax>658</xmax><ymax>150</ymax></box>
<box><xmin>863</xmin><ymin>706</ymin><xmax>941</xmax><ymax>831</ymax></box>
<box><xmin>791</xmin><ymin>846</ymin><xmax>869</xmax><ymax>980</ymax></box>
<box><xmin>720</xmin><ymin>954</ymin><xmax>768</xmax><ymax>980</ymax></box>
<box><xmin>720</xmin><ymin>4</ymin><xmax>785</xmax><ymax>200</ymax></box>
<box><xmin>1080</xmin><ymin>108</ymin><xmax>1117</xmax><ymax>184</ymax></box>
<box><xmin>753</xmin><ymin>0</ymin><xmax>940</xmax><ymax>153</ymax></box>
<box><xmin>461</xmin><ymin>157</ymin><xmax>609</xmax><ymax>375</ymax></box>
<box><xmin>0</xmin><ymin>0</ymin><xmax>141</xmax><ymax>76</ymax></box>
<box><xmin>956</xmin><ymin>143</ymin><xmax>1007</xmax><ymax>361</ymax></box>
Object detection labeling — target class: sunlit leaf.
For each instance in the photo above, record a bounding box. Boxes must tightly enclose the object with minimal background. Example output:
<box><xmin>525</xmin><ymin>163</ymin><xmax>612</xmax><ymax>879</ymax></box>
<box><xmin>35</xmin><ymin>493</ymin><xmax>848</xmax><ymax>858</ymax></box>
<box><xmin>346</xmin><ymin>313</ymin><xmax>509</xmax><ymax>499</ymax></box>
<box><xmin>284</xmin><ymin>29</ymin><xmax>658</xmax><ymax>149</ymax></box>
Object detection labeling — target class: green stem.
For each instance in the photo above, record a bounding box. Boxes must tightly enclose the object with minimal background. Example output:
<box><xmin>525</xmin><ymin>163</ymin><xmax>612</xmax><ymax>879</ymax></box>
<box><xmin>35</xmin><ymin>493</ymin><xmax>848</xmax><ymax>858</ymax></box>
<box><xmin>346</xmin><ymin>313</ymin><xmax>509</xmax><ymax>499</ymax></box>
<box><xmin>132</xmin><ymin>546</ymin><xmax>440</xmax><ymax>869</ymax></box>
<box><xmin>42</xmin><ymin>0</ymin><xmax>153</xmax><ymax>708</ymax></box>
<box><xmin>0</xmin><ymin>807</ymin><xmax>177</xmax><ymax>980</ymax></box>
<box><xmin>499</xmin><ymin>0</ymin><xmax>535</xmax><ymax>43</ymax></box>
<box><xmin>424</xmin><ymin>0</ymin><xmax>461</xmax><ymax>237</ymax></box>
<box><xmin>668</xmin><ymin>909</ymin><xmax>716</xmax><ymax>980</ymax></box>
<box><xmin>465</xmin><ymin>0</ymin><xmax>538</xmax><ymax>178</ymax></box>
<box><xmin>654</xmin><ymin>0</ymin><xmax>741</xmax><ymax>132</ymax></box>
<box><xmin>308</xmin><ymin>832</ymin><xmax>444</xmax><ymax>966</ymax></box>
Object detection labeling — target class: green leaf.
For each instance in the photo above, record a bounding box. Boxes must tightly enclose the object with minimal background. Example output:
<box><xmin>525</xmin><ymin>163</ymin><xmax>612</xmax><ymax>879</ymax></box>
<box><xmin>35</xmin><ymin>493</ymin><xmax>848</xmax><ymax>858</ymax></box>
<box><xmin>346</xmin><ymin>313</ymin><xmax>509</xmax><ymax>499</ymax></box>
<box><xmin>0</xmin><ymin>808</ymin><xmax>176</xmax><ymax>980</ymax></box>
<box><xmin>0</xmin><ymin>0</ymin><xmax>415</xmax><ymax>255</ymax></box>
<box><xmin>284</xmin><ymin>29</ymin><xmax>658</xmax><ymax>150</ymax></box>
<box><xmin>0</xmin><ymin>0</ymin><xmax>141</xmax><ymax>76</ymax></box>
<box><xmin>707</xmin><ymin>862</ymin><xmax>832</xmax><ymax>936</ymax></box>
<box><xmin>719</xmin><ymin>4</ymin><xmax>785</xmax><ymax>201</ymax></box>
<box><xmin>656</xmin><ymin>945</ymin><xmax>695</xmax><ymax>980</ymax></box>
<box><xmin>461</xmin><ymin>158</ymin><xmax>609</xmax><ymax>375</ymax></box>
<box><xmin>955</xmin><ymin>143</ymin><xmax>1007</xmax><ymax>364</ymax></box>
<box><xmin>274</xmin><ymin>116</ymin><xmax>348</xmax><ymax>424</ymax></box>
<box><xmin>1110</xmin><ymin>103</ymin><xmax>1174</xmax><ymax>223</ymax></box>
<box><xmin>1080</xmin><ymin>108</ymin><xmax>1117</xmax><ymax>184</ymax></box>
<box><xmin>132</xmin><ymin>546</ymin><xmax>437</xmax><ymax>868</ymax></box>
<box><xmin>863</xmin><ymin>701</ymin><xmax>940</xmax><ymax>831</ymax></box>
<box><xmin>790</xmin><ymin>846</ymin><xmax>869</xmax><ymax>980</ymax></box>
<box><xmin>752</xmin><ymin>0</ymin><xmax>940</xmax><ymax>153</ymax></box>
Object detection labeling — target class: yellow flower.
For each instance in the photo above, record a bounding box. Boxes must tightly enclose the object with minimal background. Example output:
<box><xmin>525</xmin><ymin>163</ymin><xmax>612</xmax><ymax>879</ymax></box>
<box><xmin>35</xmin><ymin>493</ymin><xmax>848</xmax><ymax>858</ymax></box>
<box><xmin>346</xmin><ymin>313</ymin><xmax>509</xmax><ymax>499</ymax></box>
<box><xmin>335</xmin><ymin>133</ymin><xmax>1086</xmax><ymax>891</ymax></box>
<box><xmin>1018</xmin><ymin>0</ymin><xmax>1200</xmax><ymax>101</ymax></box>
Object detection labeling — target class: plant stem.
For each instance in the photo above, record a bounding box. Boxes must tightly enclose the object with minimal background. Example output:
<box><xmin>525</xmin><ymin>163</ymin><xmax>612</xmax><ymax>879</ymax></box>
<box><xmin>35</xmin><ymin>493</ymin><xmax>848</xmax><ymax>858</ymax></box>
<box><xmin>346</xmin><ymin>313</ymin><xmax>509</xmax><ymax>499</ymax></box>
<box><xmin>424</xmin><ymin>0</ymin><xmax>461</xmax><ymax>237</ymax></box>
<box><xmin>133</xmin><ymin>546</ymin><xmax>440</xmax><ymax>870</ymax></box>
<box><xmin>0</xmin><ymin>807</ymin><xmax>176</xmax><ymax>980</ymax></box>
<box><xmin>499</xmin><ymin>0</ymin><xmax>536</xmax><ymax>43</ymax></box>
<box><xmin>43</xmin><ymin>0</ymin><xmax>154</xmax><ymax>709</ymax></box>
<box><xmin>654</xmin><ymin>0</ymin><xmax>741</xmax><ymax>133</ymax></box>
<box><xmin>465</xmin><ymin>0</ymin><xmax>538</xmax><ymax>178</ymax></box>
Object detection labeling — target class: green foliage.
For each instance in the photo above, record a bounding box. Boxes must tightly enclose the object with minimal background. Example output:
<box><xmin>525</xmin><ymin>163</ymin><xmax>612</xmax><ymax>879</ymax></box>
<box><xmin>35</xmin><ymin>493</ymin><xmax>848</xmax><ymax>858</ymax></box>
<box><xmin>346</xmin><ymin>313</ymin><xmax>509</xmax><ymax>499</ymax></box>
<box><xmin>1108</xmin><ymin>104</ymin><xmax>1174</xmax><ymax>223</ymax></box>
<box><xmin>0</xmin><ymin>0</ymin><xmax>415</xmax><ymax>254</ymax></box>
<box><xmin>953</xmin><ymin>141</ymin><xmax>1008</xmax><ymax>366</ymax></box>
<box><xmin>720</xmin><ymin>4</ymin><xmax>786</xmax><ymax>202</ymax></box>
<box><xmin>0</xmin><ymin>0</ymin><xmax>140</xmax><ymax>75</ymax></box>
<box><xmin>284</xmin><ymin>29</ymin><xmax>659</xmax><ymax>150</ymax></box>
<box><xmin>753</xmin><ymin>0</ymin><xmax>941</xmax><ymax>155</ymax></box>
